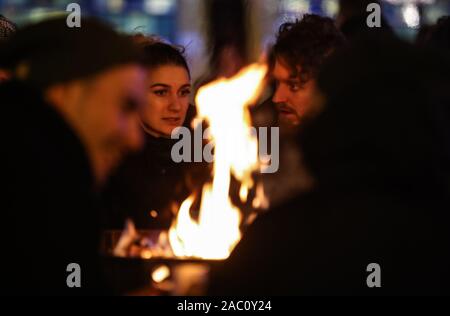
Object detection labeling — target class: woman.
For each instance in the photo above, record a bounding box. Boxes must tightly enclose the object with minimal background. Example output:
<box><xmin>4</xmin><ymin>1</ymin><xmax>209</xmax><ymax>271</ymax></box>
<box><xmin>102</xmin><ymin>37</ymin><xmax>200</xmax><ymax>230</ymax></box>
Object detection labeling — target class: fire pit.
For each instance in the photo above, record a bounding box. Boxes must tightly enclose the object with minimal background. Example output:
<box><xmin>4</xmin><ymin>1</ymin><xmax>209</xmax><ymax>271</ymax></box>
<box><xmin>102</xmin><ymin>229</ymin><xmax>220</xmax><ymax>295</ymax></box>
<box><xmin>102</xmin><ymin>63</ymin><xmax>269</xmax><ymax>295</ymax></box>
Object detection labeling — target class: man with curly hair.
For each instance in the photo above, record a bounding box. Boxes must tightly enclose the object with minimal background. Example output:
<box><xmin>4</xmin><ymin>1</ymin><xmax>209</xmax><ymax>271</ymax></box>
<box><xmin>271</xmin><ymin>14</ymin><xmax>346</xmax><ymax>126</ymax></box>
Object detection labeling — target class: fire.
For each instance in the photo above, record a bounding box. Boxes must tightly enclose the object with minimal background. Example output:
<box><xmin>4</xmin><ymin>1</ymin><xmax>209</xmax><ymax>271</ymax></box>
<box><xmin>152</xmin><ymin>265</ymin><xmax>171</xmax><ymax>283</ymax></box>
<box><xmin>168</xmin><ymin>64</ymin><xmax>268</xmax><ymax>260</ymax></box>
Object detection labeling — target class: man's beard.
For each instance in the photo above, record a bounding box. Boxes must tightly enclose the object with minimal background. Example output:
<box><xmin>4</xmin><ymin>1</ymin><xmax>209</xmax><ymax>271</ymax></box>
<box><xmin>276</xmin><ymin>102</ymin><xmax>300</xmax><ymax>126</ymax></box>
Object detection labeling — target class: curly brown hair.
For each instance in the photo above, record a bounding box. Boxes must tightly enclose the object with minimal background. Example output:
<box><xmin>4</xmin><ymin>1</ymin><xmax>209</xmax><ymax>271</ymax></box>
<box><xmin>271</xmin><ymin>14</ymin><xmax>346</xmax><ymax>85</ymax></box>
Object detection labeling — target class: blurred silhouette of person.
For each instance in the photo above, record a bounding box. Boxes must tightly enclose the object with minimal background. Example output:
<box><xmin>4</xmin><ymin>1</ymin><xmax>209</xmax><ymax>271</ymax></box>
<box><xmin>416</xmin><ymin>24</ymin><xmax>434</xmax><ymax>48</ymax></box>
<box><xmin>195</xmin><ymin>0</ymin><xmax>249</xmax><ymax>89</ymax></box>
<box><xmin>0</xmin><ymin>17</ymin><xmax>147</xmax><ymax>295</ymax></box>
<box><xmin>337</xmin><ymin>0</ymin><xmax>393</xmax><ymax>41</ymax></box>
<box><xmin>102</xmin><ymin>37</ymin><xmax>204</xmax><ymax>230</ymax></box>
<box><xmin>416</xmin><ymin>16</ymin><xmax>450</xmax><ymax>193</ymax></box>
<box><xmin>417</xmin><ymin>16</ymin><xmax>450</xmax><ymax>52</ymax></box>
<box><xmin>0</xmin><ymin>15</ymin><xmax>16</xmax><ymax>82</ymax></box>
<box><xmin>208</xmin><ymin>33</ymin><xmax>450</xmax><ymax>295</ymax></box>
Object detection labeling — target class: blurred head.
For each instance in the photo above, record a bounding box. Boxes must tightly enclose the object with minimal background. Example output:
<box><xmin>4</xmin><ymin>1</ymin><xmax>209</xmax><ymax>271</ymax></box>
<box><xmin>46</xmin><ymin>66</ymin><xmax>147</xmax><ymax>186</ymax></box>
<box><xmin>271</xmin><ymin>14</ymin><xmax>345</xmax><ymax>126</ymax></box>
<box><xmin>137</xmin><ymin>38</ymin><xmax>191</xmax><ymax>138</ymax></box>
<box><xmin>2</xmin><ymin>18</ymin><xmax>148</xmax><ymax>186</ymax></box>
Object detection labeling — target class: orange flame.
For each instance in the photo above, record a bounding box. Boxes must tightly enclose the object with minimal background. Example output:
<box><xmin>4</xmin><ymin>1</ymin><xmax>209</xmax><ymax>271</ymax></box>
<box><xmin>168</xmin><ymin>64</ymin><xmax>268</xmax><ymax>260</ymax></box>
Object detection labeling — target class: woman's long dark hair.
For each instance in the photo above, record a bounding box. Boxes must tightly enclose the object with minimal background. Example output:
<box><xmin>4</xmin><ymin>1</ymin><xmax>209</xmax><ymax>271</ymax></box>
<box><xmin>134</xmin><ymin>35</ymin><xmax>190</xmax><ymax>78</ymax></box>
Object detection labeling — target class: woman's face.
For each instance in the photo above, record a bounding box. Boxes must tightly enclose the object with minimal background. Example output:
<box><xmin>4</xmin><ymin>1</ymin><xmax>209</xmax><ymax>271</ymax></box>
<box><xmin>140</xmin><ymin>64</ymin><xmax>191</xmax><ymax>138</ymax></box>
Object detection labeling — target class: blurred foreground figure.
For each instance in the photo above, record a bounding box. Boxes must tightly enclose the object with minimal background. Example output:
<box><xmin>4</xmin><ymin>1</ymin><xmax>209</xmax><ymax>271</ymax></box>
<box><xmin>0</xmin><ymin>18</ymin><xmax>147</xmax><ymax>295</ymax></box>
<box><xmin>209</xmin><ymin>34</ymin><xmax>450</xmax><ymax>295</ymax></box>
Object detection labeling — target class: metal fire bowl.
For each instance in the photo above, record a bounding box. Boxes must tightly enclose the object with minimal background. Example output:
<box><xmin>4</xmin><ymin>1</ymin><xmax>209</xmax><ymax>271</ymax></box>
<box><xmin>104</xmin><ymin>255</ymin><xmax>221</xmax><ymax>264</ymax></box>
<box><xmin>101</xmin><ymin>230</ymin><xmax>223</xmax><ymax>295</ymax></box>
<box><xmin>101</xmin><ymin>229</ymin><xmax>223</xmax><ymax>264</ymax></box>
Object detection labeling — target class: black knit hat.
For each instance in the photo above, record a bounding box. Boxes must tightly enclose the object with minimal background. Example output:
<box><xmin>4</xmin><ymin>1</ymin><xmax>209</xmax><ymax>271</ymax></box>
<box><xmin>0</xmin><ymin>15</ymin><xmax>17</xmax><ymax>42</ymax></box>
<box><xmin>0</xmin><ymin>17</ymin><xmax>144</xmax><ymax>88</ymax></box>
